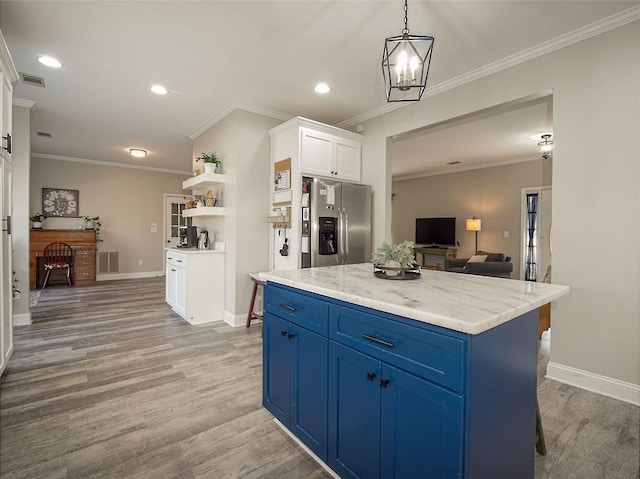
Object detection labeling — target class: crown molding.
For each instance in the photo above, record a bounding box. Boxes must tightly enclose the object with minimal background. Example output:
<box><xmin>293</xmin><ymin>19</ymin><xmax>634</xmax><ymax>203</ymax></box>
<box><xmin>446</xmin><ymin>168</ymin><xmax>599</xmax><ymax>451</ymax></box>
<box><xmin>13</xmin><ymin>98</ymin><xmax>37</xmax><ymax>111</ymax></box>
<box><xmin>338</xmin><ymin>5</ymin><xmax>640</xmax><ymax>129</ymax></box>
<box><xmin>189</xmin><ymin>101</ymin><xmax>291</xmax><ymax>140</ymax></box>
<box><xmin>32</xmin><ymin>153</ymin><xmax>191</xmax><ymax>175</ymax></box>
<box><xmin>0</xmin><ymin>30</ymin><xmax>18</xmax><ymax>83</ymax></box>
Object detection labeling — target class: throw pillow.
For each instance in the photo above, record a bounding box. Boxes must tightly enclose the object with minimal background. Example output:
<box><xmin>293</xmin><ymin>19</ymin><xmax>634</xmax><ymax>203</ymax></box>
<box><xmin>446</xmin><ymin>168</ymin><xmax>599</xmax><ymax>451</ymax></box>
<box><xmin>467</xmin><ymin>254</ymin><xmax>488</xmax><ymax>263</ymax></box>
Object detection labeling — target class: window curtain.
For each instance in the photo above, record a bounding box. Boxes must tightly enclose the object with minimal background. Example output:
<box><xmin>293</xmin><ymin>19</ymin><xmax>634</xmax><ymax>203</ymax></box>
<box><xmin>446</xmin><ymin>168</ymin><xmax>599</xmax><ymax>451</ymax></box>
<box><xmin>524</xmin><ymin>193</ymin><xmax>538</xmax><ymax>281</ymax></box>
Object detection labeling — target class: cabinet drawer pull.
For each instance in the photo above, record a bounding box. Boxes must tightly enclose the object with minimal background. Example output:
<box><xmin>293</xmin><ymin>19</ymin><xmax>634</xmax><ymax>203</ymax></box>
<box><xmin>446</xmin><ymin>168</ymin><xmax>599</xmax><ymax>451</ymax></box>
<box><xmin>287</xmin><ymin>333</ymin><xmax>295</xmax><ymax>340</ymax></box>
<box><xmin>176</xmin><ymin>259</ymin><xmax>183</xmax><ymax>263</ymax></box>
<box><xmin>279</xmin><ymin>303</ymin><xmax>298</xmax><ymax>313</ymax></box>
<box><xmin>281</xmin><ymin>330</ymin><xmax>288</xmax><ymax>336</ymax></box>
<box><xmin>366</xmin><ymin>372</ymin><xmax>377</xmax><ymax>381</ymax></box>
<box><xmin>379</xmin><ymin>378</ymin><xmax>389</xmax><ymax>388</ymax></box>
<box><xmin>362</xmin><ymin>334</ymin><xmax>394</xmax><ymax>348</ymax></box>
<box><xmin>171</xmin><ymin>268</ymin><xmax>176</xmax><ymax>272</ymax></box>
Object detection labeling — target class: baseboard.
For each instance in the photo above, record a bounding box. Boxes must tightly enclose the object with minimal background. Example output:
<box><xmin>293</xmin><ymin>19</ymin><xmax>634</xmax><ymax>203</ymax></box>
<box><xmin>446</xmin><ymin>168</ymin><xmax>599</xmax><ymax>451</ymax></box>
<box><xmin>13</xmin><ymin>312</ymin><xmax>32</xmax><ymax>326</ymax></box>
<box><xmin>273</xmin><ymin>419</ymin><xmax>340</xmax><ymax>479</ymax></box>
<box><xmin>546</xmin><ymin>361</ymin><xmax>640</xmax><ymax>406</ymax></box>
<box><xmin>223</xmin><ymin>311</ymin><xmax>246</xmax><ymax>328</ymax></box>
<box><xmin>96</xmin><ymin>271</ymin><xmax>164</xmax><ymax>281</ymax></box>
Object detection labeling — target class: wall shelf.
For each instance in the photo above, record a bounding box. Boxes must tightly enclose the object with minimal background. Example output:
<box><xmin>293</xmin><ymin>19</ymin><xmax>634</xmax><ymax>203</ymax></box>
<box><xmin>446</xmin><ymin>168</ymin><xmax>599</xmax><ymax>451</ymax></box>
<box><xmin>182</xmin><ymin>172</ymin><xmax>226</xmax><ymax>190</ymax></box>
<box><xmin>182</xmin><ymin>207</ymin><xmax>226</xmax><ymax>218</ymax></box>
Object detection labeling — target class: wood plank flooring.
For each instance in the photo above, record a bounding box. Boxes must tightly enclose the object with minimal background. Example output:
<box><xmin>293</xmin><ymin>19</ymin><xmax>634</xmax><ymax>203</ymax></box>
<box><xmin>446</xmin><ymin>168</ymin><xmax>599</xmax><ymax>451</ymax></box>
<box><xmin>1</xmin><ymin>278</ymin><xmax>638</xmax><ymax>478</ymax></box>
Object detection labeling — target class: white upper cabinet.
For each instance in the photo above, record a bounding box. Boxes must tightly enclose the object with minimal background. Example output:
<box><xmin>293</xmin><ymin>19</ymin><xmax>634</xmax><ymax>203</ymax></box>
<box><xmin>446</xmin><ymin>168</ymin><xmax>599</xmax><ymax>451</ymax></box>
<box><xmin>298</xmin><ymin>123</ymin><xmax>362</xmax><ymax>183</ymax></box>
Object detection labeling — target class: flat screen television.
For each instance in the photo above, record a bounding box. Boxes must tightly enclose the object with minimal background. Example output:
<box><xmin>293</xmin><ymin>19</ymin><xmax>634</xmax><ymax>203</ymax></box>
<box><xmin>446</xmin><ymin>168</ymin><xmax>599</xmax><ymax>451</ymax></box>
<box><xmin>415</xmin><ymin>217</ymin><xmax>456</xmax><ymax>246</ymax></box>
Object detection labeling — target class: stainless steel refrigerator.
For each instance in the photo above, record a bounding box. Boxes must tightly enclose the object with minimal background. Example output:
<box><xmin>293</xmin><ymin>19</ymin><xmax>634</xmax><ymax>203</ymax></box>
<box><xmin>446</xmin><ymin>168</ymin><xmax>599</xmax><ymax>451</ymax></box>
<box><xmin>301</xmin><ymin>176</ymin><xmax>372</xmax><ymax>268</ymax></box>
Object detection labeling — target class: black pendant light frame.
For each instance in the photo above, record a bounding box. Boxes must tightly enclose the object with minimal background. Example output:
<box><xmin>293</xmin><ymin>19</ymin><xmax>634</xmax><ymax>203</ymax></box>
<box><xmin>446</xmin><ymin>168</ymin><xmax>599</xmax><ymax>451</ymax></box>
<box><xmin>382</xmin><ymin>0</ymin><xmax>435</xmax><ymax>102</ymax></box>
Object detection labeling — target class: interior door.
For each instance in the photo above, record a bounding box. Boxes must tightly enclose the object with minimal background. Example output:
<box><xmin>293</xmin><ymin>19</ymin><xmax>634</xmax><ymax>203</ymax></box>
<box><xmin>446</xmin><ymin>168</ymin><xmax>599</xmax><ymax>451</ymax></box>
<box><xmin>164</xmin><ymin>194</ymin><xmax>192</xmax><ymax>250</ymax></box>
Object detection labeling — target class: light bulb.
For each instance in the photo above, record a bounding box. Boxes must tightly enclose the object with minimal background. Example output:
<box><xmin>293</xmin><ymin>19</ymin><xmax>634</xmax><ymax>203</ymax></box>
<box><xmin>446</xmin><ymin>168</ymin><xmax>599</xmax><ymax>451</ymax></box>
<box><xmin>410</xmin><ymin>55</ymin><xmax>420</xmax><ymax>81</ymax></box>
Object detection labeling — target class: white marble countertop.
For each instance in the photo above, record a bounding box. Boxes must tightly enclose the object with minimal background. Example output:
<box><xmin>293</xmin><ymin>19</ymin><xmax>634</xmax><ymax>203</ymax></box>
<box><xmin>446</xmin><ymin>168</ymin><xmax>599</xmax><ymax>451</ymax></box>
<box><xmin>259</xmin><ymin>263</ymin><xmax>570</xmax><ymax>335</ymax></box>
<box><xmin>165</xmin><ymin>247</ymin><xmax>224</xmax><ymax>254</ymax></box>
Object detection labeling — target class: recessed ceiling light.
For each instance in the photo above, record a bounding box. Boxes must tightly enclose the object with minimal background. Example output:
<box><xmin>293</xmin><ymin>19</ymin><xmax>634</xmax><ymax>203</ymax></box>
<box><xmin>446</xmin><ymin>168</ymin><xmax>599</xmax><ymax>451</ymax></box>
<box><xmin>150</xmin><ymin>84</ymin><xmax>168</xmax><ymax>95</ymax></box>
<box><xmin>129</xmin><ymin>149</ymin><xmax>148</xmax><ymax>158</ymax></box>
<box><xmin>37</xmin><ymin>55</ymin><xmax>62</xmax><ymax>68</ymax></box>
<box><xmin>314</xmin><ymin>82</ymin><xmax>331</xmax><ymax>94</ymax></box>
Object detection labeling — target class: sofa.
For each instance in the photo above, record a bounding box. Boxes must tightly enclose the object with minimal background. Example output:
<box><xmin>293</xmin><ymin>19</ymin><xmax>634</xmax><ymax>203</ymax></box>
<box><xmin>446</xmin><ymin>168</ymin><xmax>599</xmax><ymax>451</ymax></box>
<box><xmin>445</xmin><ymin>250</ymin><xmax>513</xmax><ymax>279</ymax></box>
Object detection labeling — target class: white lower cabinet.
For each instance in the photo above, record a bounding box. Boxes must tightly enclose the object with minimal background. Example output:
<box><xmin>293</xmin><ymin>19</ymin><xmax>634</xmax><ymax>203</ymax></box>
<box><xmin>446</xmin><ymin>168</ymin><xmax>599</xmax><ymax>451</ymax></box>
<box><xmin>165</xmin><ymin>249</ymin><xmax>224</xmax><ymax>324</ymax></box>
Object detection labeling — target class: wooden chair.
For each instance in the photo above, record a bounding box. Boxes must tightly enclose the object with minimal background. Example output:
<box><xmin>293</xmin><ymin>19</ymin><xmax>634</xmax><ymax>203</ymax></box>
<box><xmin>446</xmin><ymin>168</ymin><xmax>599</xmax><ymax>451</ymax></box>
<box><xmin>42</xmin><ymin>242</ymin><xmax>74</xmax><ymax>289</ymax></box>
<box><xmin>246</xmin><ymin>274</ymin><xmax>266</xmax><ymax>328</ymax></box>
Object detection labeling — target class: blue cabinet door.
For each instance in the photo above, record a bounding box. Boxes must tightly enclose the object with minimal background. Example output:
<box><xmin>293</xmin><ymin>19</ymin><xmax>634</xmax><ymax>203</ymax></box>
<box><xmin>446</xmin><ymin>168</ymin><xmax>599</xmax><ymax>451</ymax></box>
<box><xmin>263</xmin><ymin>312</ymin><xmax>291</xmax><ymax>426</ymax></box>
<box><xmin>328</xmin><ymin>341</ymin><xmax>382</xmax><ymax>479</ymax></box>
<box><xmin>291</xmin><ymin>324</ymin><xmax>329</xmax><ymax>460</ymax></box>
<box><xmin>380</xmin><ymin>364</ymin><xmax>464</xmax><ymax>479</ymax></box>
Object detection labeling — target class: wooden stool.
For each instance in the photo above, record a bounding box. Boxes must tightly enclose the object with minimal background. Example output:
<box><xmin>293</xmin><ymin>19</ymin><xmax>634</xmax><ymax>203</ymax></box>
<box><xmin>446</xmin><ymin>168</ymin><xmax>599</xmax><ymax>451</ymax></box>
<box><xmin>246</xmin><ymin>274</ymin><xmax>266</xmax><ymax>328</ymax></box>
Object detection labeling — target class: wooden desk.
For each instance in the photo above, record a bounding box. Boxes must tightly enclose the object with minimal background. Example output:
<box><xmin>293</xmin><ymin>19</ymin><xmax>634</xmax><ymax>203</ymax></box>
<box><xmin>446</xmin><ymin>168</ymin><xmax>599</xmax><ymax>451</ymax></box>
<box><xmin>29</xmin><ymin>229</ymin><xmax>97</xmax><ymax>290</ymax></box>
<box><xmin>414</xmin><ymin>246</ymin><xmax>457</xmax><ymax>269</ymax></box>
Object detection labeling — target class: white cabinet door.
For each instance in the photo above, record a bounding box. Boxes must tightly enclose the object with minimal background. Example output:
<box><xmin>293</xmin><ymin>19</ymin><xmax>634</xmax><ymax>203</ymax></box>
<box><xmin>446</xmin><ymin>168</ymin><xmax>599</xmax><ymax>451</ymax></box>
<box><xmin>0</xmin><ymin>158</ymin><xmax>11</xmax><ymax>376</ymax></box>
<box><xmin>335</xmin><ymin>139</ymin><xmax>361</xmax><ymax>183</ymax></box>
<box><xmin>166</xmin><ymin>263</ymin><xmax>178</xmax><ymax>307</ymax></box>
<box><xmin>301</xmin><ymin>128</ymin><xmax>333</xmax><ymax>177</ymax></box>
<box><xmin>175</xmin><ymin>266</ymin><xmax>186</xmax><ymax>314</ymax></box>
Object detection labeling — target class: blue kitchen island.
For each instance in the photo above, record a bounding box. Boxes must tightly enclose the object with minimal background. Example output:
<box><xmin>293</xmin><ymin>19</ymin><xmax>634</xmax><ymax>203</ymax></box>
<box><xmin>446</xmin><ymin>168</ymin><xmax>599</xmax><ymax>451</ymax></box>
<box><xmin>259</xmin><ymin>264</ymin><xmax>569</xmax><ymax>479</ymax></box>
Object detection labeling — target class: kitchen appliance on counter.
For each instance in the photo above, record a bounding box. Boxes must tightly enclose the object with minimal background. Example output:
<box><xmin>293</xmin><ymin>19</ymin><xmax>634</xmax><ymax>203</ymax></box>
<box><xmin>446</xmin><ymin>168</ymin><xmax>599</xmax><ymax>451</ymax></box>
<box><xmin>198</xmin><ymin>230</ymin><xmax>210</xmax><ymax>250</ymax></box>
<box><xmin>179</xmin><ymin>226</ymin><xmax>198</xmax><ymax>248</ymax></box>
<box><xmin>301</xmin><ymin>176</ymin><xmax>372</xmax><ymax>268</ymax></box>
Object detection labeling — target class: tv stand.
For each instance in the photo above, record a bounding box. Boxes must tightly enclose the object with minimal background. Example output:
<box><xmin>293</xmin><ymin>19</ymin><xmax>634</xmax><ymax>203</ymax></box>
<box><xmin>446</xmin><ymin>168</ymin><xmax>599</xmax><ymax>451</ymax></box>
<box><xmin>414</xmin><ymin>246</ymin><xmax>457</xmax><ymax>270</ymax></box>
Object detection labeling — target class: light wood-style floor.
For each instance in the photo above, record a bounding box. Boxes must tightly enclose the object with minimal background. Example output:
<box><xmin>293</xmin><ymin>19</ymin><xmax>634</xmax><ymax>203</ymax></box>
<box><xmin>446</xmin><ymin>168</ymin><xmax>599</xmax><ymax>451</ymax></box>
<box><xmin>1</xmin><ymin>278</ymin><xmax>638</xmax><ymax>478</ymax></box>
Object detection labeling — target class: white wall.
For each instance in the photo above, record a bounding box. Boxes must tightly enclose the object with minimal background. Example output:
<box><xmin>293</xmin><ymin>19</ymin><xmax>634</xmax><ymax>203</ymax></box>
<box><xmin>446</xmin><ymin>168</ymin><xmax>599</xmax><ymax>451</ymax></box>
<box><xmin>360</xmin><ymin>22</ymin><xmax>640</xmax><ymax>398</ymax></box>
<box><xmin>11</xmin><ymin>105</ymin><xmax>30</xmax><ymax>324</ymax></box>
<box><xmin>192</xmin><ymin>109</ymin><xmax>281</xmax><ymax>326</ymax></box>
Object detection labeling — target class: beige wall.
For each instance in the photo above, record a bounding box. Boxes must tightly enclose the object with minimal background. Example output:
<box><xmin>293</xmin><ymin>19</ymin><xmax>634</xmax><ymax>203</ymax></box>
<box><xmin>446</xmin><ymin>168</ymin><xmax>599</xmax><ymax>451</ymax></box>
<box><xmin>392</xmin><ymin>160</ymin><xmax>546</xmax><ymax>279</ymax></box>
<box><xmin>192</xmin><ymin>109</ymin><xmax>281</xmax><ymax>325</ymax></box>
<box><xmin>360</xmin><ymin>22</ymin><xmax>640</xmax><ymax>391</ymax></box>
<box><xmin>30</xmin><ymin>158</ymin><xmax>186</xmax><ymax>274</ymax></box>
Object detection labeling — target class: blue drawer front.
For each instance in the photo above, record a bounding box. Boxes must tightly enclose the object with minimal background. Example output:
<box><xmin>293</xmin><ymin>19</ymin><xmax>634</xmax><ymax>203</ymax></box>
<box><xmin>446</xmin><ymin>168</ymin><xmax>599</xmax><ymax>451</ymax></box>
<box><xmin>265</xmin><ymin>284</ymin><xmax>329</xmax><ymax>336</ymax></box>
<box><xmin>329</xmin><ymin>304</ymin><xmax>465</xmax><ymax>393</ymax></box>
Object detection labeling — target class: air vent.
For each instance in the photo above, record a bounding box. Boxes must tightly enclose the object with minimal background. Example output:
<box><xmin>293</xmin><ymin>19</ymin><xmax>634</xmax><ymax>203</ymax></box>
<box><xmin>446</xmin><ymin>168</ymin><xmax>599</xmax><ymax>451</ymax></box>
<box><xmin>98</xmin><ymin>252</ymin><xmax>119</xmax><ymax>273</ymax></box>
<box><xmin>446</xmin><ymin>161</ymin><xmax>461</xmax><ymax>165</ymax></box>
<box><xmin>36</xmin><ymin>131</ymin><xmax>52</xmax><ymax>138</ymax></box>
<box><xmin>19</xmin><ymin>72</ymin><xmax>45</xmax><ymax>88</ymax></box>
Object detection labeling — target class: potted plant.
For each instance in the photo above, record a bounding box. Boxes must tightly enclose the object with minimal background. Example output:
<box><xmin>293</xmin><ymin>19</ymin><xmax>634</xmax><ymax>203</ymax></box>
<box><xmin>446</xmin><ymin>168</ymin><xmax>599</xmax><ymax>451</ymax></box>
<box><xmin>196</xmin><ymin>152</ymin><xmax>221</xmax><ymax>174</ymax></box>
<box><xmin>30</xmin><ymin>213</ymin><xmax>46</xmax><ymax>229</ymax></box>
<box><xmin>83</xmin><ymin>216</ymin><xmax>103</xmax><ymax>244</ymax></box>
<box><xmin>371</xmin><ymin>240</ymin><xmax>420</xmax><ymax>279</ymax></box>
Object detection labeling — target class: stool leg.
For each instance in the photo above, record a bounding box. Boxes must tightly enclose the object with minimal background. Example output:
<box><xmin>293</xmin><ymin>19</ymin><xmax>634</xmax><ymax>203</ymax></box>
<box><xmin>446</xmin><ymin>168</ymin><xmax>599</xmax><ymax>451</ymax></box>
<box><xmin>246</xmin><ymin>280</ymin><xmax>259</xmax><ymax>328</ymax></box>
<box><xmin>42</xmin><ymin>268</ymin><xmax>51</xmax><ymax>290</ymax></box>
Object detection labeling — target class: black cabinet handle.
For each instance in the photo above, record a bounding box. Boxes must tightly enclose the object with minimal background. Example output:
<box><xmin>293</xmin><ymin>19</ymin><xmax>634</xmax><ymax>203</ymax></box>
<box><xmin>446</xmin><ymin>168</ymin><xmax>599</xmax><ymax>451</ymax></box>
<box><xmin>362</xmin><ymin>334</ymin><xmax>394</xmax><ymax>348</ymax></box>
<box><xmin>281</xmin><ymin>330</ymin><xmax>288</xmax><ymax>336</ymax></box>
<box><xmin>287</xmin><ymin>333</ymin><xmax>295</xmax><ymax>340</ymax></box>
<box><xmin>366</xmin><ymin>372</ymin><xmax>377</xmax><ymax>381</ymax></box>
<box><xmin>379</xmin><ymin>379</ymin><xmax>389</xmax><ymax>388</ymax></box>
<box><xmin>280</xmin><ymin>303</ymin><xmax>298</xmax><ymax>313</ymax></box>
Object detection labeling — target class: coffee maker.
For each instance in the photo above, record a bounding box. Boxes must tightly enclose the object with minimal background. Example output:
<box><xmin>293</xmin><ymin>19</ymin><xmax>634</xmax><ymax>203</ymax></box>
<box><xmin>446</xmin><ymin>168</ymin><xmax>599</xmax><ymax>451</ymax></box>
<box><xmin>180</xmin><ymin>226</ymin><xmax>198</xmax><ymax>248</ymax></box>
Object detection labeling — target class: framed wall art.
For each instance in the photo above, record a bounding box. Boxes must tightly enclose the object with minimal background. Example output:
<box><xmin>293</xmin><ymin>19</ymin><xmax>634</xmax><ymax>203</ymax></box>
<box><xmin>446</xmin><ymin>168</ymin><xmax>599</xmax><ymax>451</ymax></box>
<box><xmin>42</xmin><ymin>188</ymin><xmax>79</xmax><ymax>217</ymax></box>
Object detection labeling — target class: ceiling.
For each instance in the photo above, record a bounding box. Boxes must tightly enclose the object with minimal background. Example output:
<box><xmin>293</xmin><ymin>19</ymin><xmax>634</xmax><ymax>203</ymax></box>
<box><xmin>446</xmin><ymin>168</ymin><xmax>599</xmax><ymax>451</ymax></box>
<box><xmin>1</xmin><ymin>1</ymin><xmax>637</xmax><ymax>175</ymax></box>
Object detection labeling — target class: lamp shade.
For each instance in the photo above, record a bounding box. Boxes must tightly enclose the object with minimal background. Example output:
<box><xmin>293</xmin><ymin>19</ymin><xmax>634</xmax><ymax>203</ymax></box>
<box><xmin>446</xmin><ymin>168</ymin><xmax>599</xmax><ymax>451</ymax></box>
<box><xmin>466</xmin><ymin>218</ymin><xmax>481</xmax><ymax>231</ymax></box>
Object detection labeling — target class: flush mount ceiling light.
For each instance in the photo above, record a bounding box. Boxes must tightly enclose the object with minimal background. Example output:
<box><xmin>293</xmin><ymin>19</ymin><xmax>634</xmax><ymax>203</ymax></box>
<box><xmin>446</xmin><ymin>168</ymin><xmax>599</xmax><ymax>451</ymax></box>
<box><xmin>538</xmin><ymin>134</ymin><xmax>553</xmax><ymax>160</ymax></box>
<box><xmin>382</xmin><ymin>0</ymin><xmax>434</xmax><ymax>102</ymax></box>
<box><xmin>129</xmin><ymin>148</ymin><xmax>148</xmax><ymax>158</ymax></box>
<box><xmin>38</xmin><ymin>55</ymin><xmax>62</xmax><ymax>68</ymax></box>
<box><xmin>314</xmin><ymin>82</ymin><xmax>331</xmax><ymax>94</ymax></box>
<box><xmin>150</xmin><ymin>84</ymin><xmax>168</xmax><ymax>95</ymax></box>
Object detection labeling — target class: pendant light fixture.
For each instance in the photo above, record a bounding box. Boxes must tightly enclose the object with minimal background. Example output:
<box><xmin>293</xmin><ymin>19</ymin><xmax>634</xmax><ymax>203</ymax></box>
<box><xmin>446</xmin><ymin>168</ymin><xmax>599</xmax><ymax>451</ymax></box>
<box><xmin>382</xmin><ymin>0</ymin><xmax>435</xmax><ymax>102</ymax></box>
<box><xmin>538</xmin><ymin>134</ymin><xmax>553</xmax><ymax>160</ymax></box>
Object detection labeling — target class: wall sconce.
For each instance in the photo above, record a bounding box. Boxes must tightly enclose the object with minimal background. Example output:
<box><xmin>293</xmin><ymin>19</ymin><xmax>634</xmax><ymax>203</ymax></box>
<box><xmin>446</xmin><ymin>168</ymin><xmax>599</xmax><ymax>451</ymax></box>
<box><xmin>466</xmin><ymin>216</ymin><xmax>482</xmax><ymax>253</ymax></box>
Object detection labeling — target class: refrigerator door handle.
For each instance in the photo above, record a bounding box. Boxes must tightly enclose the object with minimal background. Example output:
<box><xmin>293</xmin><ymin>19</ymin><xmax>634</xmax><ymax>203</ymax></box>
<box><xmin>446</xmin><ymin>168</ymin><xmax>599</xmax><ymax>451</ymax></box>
<box><xmin>342</xmin><ymin>208</ymin><xmax>349</xmax><ymax>262</ymax></box>
<box><xmin>337</xmin><ymin>207</ymin><xmax>344</xmax><ymax>264</ymax></box>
